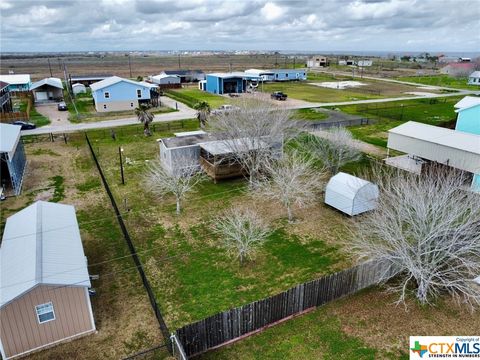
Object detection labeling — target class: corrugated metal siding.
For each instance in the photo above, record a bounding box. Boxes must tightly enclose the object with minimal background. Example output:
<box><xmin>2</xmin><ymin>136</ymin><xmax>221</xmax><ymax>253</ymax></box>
<box><xmin>0</xmin><ymin>285</ymin><xmax>94</xmax><ymax>359</ymax></box>
<box><xmin>388</xmin><ymin>132</ymin><xmax>480</xmax><ymax>174</ymax></box>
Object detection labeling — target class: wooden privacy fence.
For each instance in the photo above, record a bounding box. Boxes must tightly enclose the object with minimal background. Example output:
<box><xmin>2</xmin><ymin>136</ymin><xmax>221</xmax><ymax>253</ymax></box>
<box><xmin>176</xmin><ymin>260</ymin><xmax>396</xmax><ymax>357</ymax></box>
<box><xmin>0</xmin><ymin>111</ymin><xmax>29</xmax><ymax>122</ymax></box>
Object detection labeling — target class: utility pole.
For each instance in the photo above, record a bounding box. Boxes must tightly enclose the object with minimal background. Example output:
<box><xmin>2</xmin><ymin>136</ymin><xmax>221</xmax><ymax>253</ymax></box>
<box><xmin>119</xmin><ymin>147</ymin><xmax>125</xmax><ymax>185</ymax></box>
<box><xmin>63</xmin><ymin>61</ymin><xmax>78</xmax><ymax>115</ymax></box>
<box><xmin>284</xmin><ymin>56</ymin><xmax>287</xmax><ymax>68</ymax></box>
<box><xmin>293</xmin><ymin>56</ymin><xmax>296</xmax><ymax>69</ymax></box>
<box><xmin>47</xmin><ymin>58</ymin><xmax>53</xmax><ymax>77</ymax></box>
<box><xmin>178</xmin><ymin>54</ymin><xmax>181</xmax><ymax>69</ymax></box>
<box><xmin>229</xmin><ymin>63</ymin><xmax>232</xmax><ymax>72</ymax></box>
<box><xmin>128</xmin><ymin>54</ymin><xmax>132</xmax><ymax>78</ymax></box>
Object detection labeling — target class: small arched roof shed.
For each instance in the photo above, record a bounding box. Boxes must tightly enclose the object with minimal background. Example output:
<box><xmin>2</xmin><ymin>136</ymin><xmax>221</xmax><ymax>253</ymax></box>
<box><xmin>325</xmin><ymin>172</ymin><xmax>379</xmax><ymax>216</ymax></box>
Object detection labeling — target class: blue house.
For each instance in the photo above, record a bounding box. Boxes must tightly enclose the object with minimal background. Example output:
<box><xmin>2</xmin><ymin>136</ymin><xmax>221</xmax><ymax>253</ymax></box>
<box><xmin>0</xmin><ymin>123</ymin><xmax>27</xmax><ymax>195</ymax></box>
<box><xmin>455</xmin><ymin>102</ymin><xmax>480</xmax><ymax>135</ymax></box>
<box><xmin>0</xmin><ymin>74</ymin><xmax>31</xmax><ymax>92</ymax></box>
<box><xmin>205</xmin><ymin>73</ymin><xmax>260</xmax><ymax>95</ymax></box>
<box><xmin>89</xmin><ymin>76</ymin><xmax>153</xmax><ymax>112</ymax></box>
<box><xmin>271</xmin><ymin>69</ymin><xmax>307</xmax><ymax>81</ymax></box>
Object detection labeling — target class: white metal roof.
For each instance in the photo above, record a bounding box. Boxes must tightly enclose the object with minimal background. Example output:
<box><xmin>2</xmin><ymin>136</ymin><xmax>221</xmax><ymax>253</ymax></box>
<box><xmin>139</xmin><ymin>81</ymin><xmax>159</xmax><ymax>89</ymax></box>
<box><xmin>89</xmin><ymin>76</ymin><xmax>144</xmax><ymax>91</ymax></box>
<box><xmin>151</xmin><ymin>74</ymin><xmax>179</xmax><ymax>80</ymax></box>
<box><xmin>0</xmin><ymin>74</ymin><xmax>31</xmax><ymax>85</ymax></box>
<box><xmin>326</xmin><ymin>172</ymin><xmax>373</xmax><ymax>200</ymax></box>
<box><xmin>245</xmin><ymin>69</ymin><xmax>274</xmax><ymax>75</ymax></box>
<box><xmin>0</xmin><ymin>123</ymin><xmax>21</xmax><ymax>160</ymax></box>
<box><xmin>174</xmin><ymin>130</ymin><xmax>207</xmax><ymax>137</ymax></box>
<box><xmin>388</xmin><ymin>121</ymin><xmax>480</xmax><ymax>155</ymax></box>
<box><xmin>0</xmin><ymin>201</ymin><xmax>91</xmax><ymax>307</ymax></box>
<box><xmin>200</xmin><ymin>138</ymin><xmax>269</xmax><ymax>155</ymax></box>
<box><xmin>207</xmin><ymin>72</ymin><xmax>260</xmax><ymax>79</ymax></box>
<box><xmin>30</xmin><ymin>77</ymin><xmax>64</xmax><ymax>90</ymax></box>
<box><xmin>454</xmin><ymin>96</ymin><xmax>480</xmax><ymax>110</ymax></box>
<box><xmin>72</xmin><ymin>83</ymin><xmax>86</xmax><ymax>88</ymax></box>
<box><xmin>469</xmin><ymin>71</ymin><xmax>480</xmax><ymax>78</ymax></box>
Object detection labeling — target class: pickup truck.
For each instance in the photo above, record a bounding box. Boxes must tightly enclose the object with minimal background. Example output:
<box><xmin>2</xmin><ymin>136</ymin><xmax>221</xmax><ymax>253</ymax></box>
<box><xmin>211</xmin><ymin>104</ymin><xmax>240</xmax><ymax>115</ymax></box>
<box><xmin>271</xmin><ymin>91</ymin><xmax>287</xmax><ymax>101</ymax></box>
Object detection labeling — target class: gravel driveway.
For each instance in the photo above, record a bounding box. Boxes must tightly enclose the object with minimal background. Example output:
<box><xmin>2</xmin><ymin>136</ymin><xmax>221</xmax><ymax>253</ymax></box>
<box><xmin>35</xmin><ymin>103</ymin><xmax>70</xmax><ymax>127</ymax></box>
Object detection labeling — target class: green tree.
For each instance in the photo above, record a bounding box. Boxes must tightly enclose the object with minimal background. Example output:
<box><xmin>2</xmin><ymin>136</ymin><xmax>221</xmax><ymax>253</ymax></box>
<box><xmin>193</xmin><ymin>101</ymin><xmax>210</xmax><ymax>129</ymax></box>
<box><xmin>135</xmin><ymin>104</ymin><xmax>154</xmax><ymax>136</ymax></box>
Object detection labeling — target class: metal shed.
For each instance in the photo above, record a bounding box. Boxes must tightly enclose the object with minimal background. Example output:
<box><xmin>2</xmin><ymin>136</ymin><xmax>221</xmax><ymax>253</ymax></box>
<box><xmin>0</xmin><ymin>123</ymin><xmax>26</xmax><ymax>196</ymax></box>
<box><xmin>0</xmin><ymin>201</ymin><xmax>95</xmax><ymax>359</ymax></box>
<box><xmin>325</xmin><ymin>172</ymin><xmax>379</xmax><ymax>216</ymax></box>
<box><xmin>30</xmin><ymin>77</ymin><xmax>64</xmax><ymax>102</ymax></box>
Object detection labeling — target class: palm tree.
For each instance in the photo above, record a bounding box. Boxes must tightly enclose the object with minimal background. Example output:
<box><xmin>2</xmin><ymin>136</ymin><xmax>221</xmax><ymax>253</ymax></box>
<box><xmin>193</xmin><ymin>101</ymin><xmax>210</xmax><ymax>129</ymax></box>
<box><xmin>135</xmin><ymin>103</ymin><xmax>154</xmax><ymax>136</ymax></box>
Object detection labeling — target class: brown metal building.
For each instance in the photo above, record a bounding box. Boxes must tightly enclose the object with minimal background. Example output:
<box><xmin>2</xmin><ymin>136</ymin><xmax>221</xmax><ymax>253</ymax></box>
<box><xmin>0</xmin><ymin>201</ymin><xmax>95</xmax><ymax>359</ymax></box>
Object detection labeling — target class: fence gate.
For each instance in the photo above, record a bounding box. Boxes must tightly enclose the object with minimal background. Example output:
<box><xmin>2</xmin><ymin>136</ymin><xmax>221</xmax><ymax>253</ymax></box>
<box><xmin>171</xmin><ymin>333</ymin><xmax>188</xmax><ymax>360</ymax></box>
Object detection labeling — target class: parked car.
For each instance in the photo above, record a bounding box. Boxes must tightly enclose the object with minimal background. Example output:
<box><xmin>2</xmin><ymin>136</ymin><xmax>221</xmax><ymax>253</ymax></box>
<box><xmin>57</xmin><ymin>102</ymin><xmax>68</xmax><ymax>111</ymax></box>
<box><xmin>12</xmin><ymin>121</ymin><xmax>36</xmax><ymax>130</ymax></box>
<box><xmin>211</xmin><ymin>104</ymin><xmax>240</xmax><ymax>115</ymax></box>
<box><xmin>271</xmin><ymin>91</ymin><xmax>288</xmax><ymax>101</ymax></box>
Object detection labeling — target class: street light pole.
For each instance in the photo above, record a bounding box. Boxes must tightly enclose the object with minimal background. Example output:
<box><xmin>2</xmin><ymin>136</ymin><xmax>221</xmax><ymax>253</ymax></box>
<box><xmin>119</xmin><ymin>147</ymin><xmax>125</xmax><ymax>185</ymax></box>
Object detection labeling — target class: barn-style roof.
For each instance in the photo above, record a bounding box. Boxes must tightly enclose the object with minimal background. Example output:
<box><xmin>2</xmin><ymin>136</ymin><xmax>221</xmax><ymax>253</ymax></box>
<box><xmin>30</xmin><ymin>77</ymin><xmax>63</xmax><ymax>90</ymax></box>
<box><xmin>0</xmin><ymin>201</ymin><xmax>91</xmax><ymax>307</ymax></box>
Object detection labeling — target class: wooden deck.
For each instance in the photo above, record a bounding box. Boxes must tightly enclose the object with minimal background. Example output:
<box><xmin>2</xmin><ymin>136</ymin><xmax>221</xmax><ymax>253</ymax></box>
<box><xmin>200</xmin><ymin>157</ymin><xmax>246</xmax><ymax>182</ymax></box>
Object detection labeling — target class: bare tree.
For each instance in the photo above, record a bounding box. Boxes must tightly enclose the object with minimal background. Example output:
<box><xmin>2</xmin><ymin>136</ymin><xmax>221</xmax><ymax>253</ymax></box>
<box><xmin>145</xmin><ymin>158</ymin><xmax>205</xmax><ymax>215</ymax></box>
<box><xmin>308</xmin><ymin>127</ymin><xmax>362</xmax><ymax>175</ymax></box>
<box><xmin>255</xmin><ymin>151</ymin><xmax>325</xmax><ymax>222</ymax></box>
<box><xmin>210</xmin><ymin>99</ymin><xmax>300</xmax><ymax>186</ymax></box>
<box><xmin>352</xmin><ymin>166</ymin><xmax>480</xmax><ymax>307</ymax></box>
<box><xmin>214</xmin><ymin>207</ymin><xmax>271</xmax><ymax>264</ymax></box>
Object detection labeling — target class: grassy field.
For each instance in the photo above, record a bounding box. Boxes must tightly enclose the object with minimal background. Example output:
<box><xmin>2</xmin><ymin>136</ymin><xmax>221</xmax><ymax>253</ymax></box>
<box><xmin>90</xmin><ymin>128</ymin><xmax>359</xmax><ymax>329</ymax></box>
<box><xmin>294</xmin><ymin>108</ymin><xmax>329</xmax><ymax>121</ymax></box>
<box><xmin>165</xmin><ymin>87</ymin><xmax>229</xmax><ymax>109</ymax></box>
<box><xmin>0</xmin><ymin>134</ymin><xmax>168</xmax><ymax>359</ymax></box>
<box><xmin>396</xmin><ymin>75</ymin><xmax>479</xmax><ymax>90</ymax></box>
<box><xmin>337</xmin><ymin>96</ymin><xmax>461</xmax><ymax>147</ymax></box>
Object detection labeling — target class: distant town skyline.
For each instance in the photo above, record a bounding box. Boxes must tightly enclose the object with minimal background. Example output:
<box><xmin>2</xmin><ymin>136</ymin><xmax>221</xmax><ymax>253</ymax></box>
<box><xmin>1</xmin><ymin>0</ymin><xmax>479</xmax><ymax>53</ymax></box>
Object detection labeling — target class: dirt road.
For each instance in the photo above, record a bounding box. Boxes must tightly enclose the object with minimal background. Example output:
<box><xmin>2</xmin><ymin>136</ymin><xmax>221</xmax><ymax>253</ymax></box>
<box><xmin>35</xmin><ymin>103</ymin><xmax>70</xmax><ymax>126</ymax></box>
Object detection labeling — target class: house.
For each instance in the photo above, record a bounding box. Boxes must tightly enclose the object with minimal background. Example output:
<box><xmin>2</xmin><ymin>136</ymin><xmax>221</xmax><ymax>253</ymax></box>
<box><xmin>157</xmin><ymin>131</ymin><xmax>220</xmax><ymax>174</ymax></box>
<box><xmin>306</xmin><ymin>56</ymin><xmax>329</xmax><ymax>68</ymax></box>
<box><xmin>324</xmin><ymin>172</ymin><xmax>379</xmax><ymax>216</ymax></box>
<box><xmin>0</xmin><ymin>123</ymin><xmax>26</xmax><ymax>196</ymax></box>
<box><xmin>89</xmin><ymin>76</ymin><xmax>153</xmax><ymax>112</ymax></box>
<box><xmin>454</xmin><ymin>96</ymin><xmax>480</xmax><ymax>110</ymax></box>
<box><xmin>205</xmin><ymin>72</ymin><xmax>260</xmax><ymax>94</ymax></box>
<box><xmin>69</xmin><ymin>74</ymin><xmax>113</xmax><ymax>87</ymax></box>
<box><xmin>0</xmin><ymin>81</ymin><xmax>12</xmax><ymax>113</ymax></box>
<box><xmin>0</xmin><ymin>74</ymin><xmax>31</xmax><ymax>92</ymax></box>
<box><xmin>72</xmin><ymin>83</ymin><xmax>87</xmax><ymax>95</ymax></box>
<box><xmin>29</xmin><ymin>77</ymin><xmax>64</xmax><ymax>102</ymax></box>
<box><xmin>0</xmin><ymin>201</ymin><xmax>95</xmax><ymax>360</ymax></box>
<box><xmin>468</xmin><ymin>71</ymin><xmax>480</xmax><ymax>85</ymax></box>
<box><xmin>271</xmin><ymin>69</ymin><xmax>307</xmax><ymax>81</ymax></box>
<box><xmin>440</xmin><ymin>63</ymin><xmax>475</xmax><ymax>77</ymax></box>
<box><xmin>357</xmin><ymin>60</ymin><xmax>373</xmax><ymax>67</ymax></box>
<box><xmin>385</xmin><ymin>121</ymin><xmax>480</xmax><ymax>192</ymax></box>
<box><xmin>244</xmin><ymin>69</ymin><xmax>275</xmax><ymax>81</ymax></box>
<box><xmin>455</xmin><ymin>103</ymin><xmax>480</xmax><ymax>135</ymax></box>
<box><xmin>161</xmin><ymin>70</ymin><xmax>205</xmax><ymax>82</ymax></box>
<box><xmin>149</xmin><ymin>74</ymin><xmax>181</xmax><ymax>86</ymax></box>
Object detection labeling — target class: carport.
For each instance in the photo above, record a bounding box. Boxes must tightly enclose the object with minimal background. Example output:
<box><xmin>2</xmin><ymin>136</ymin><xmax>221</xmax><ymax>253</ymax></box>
<box><xmin>30</xmin><ymin>78</ymin><xmax>64</xmax><ymax>102</ymax></box>
<box><xmin>0</xmin><ymin>124</ymin><xmax>27</xmax><ymax>196</ymax></box>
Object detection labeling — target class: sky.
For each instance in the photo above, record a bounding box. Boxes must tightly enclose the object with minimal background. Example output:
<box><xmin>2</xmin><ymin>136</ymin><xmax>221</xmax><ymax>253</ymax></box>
<box><xmin>1</xmin><ymin>0</ymin><xmax>479</xmax><ymax>53</ymax></box>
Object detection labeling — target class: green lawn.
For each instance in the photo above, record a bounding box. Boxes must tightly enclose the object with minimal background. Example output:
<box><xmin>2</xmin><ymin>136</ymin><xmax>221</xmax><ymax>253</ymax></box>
<box><xmin>165</xmin><ymin>87</ymin><xmax>229</xmax><ymax>109</ymax></box>
<box><xmin>337</xmin><ymin>96</ymin><xmax>461</xmax><ymax>147</ymax></box>
<box><xmin>396</xmin><ymin>75</ymin><xmax>479</xmax><ymax>90</ymax></box>
<box><xmin>294</xmin><ymin>108</ymin><xmax>329</xmax><ymax>121</ymax></box>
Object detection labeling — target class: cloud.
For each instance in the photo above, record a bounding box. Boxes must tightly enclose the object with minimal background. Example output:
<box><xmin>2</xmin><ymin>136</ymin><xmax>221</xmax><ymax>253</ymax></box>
<box><xmin>0</xmin><ymin>0</ymin><xmax>478</xmax><ymax>52</ymax></box>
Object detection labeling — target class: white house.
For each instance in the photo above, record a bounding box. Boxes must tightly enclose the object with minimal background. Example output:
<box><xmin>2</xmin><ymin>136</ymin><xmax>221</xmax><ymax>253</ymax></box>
<box><xmin>149</xmin><ymin>74</ymin><xmax>181</xmax><ymax>85</ymax></box>
<box><xmin>357</xmin><ymin>60</ymin><xmax>373</xmax><ymax>67</ymax></box>
<box><xmin>468</xmin><ymin>71</ymin><xmax>480</xmax><ymax>86</ymax></box>
<box><xmin>306</xmin><ymin>56</ymin><xmax>329</xmax><ymax>68</ymax></box>
<box><xmin>325</xmin><ymin>172</ymin><xmax>379</xmax><ymax>216</ymax></box>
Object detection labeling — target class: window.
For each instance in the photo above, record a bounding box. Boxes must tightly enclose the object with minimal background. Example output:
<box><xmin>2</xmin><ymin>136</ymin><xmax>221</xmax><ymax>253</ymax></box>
<box><xmin>137</xmin><ymin>89</ymin><xmax>142</xmax><ymax>98</ymax></box>
<box><xmin>35</xmin><ymin>302</ymin><xmax>55</xmax><ymax>324</ymax></box>
<box><xmin>130</xmin><ymin>102</ymin><xmax>134</xmax><ymax>107</ymax></box>
<box><xmin>103</xmin><ymin>104</ymin><xmax>107</xmax><ymax>109</ymax></box>
<box><xmin>104</xmin><ymin>91</ymin><xmax>110</xmax><ymax>99</ymax></box>
<box><xmin>285</xmin><ymin>73</ymin><xmax>288</xmax><ymax>77</ymax></box>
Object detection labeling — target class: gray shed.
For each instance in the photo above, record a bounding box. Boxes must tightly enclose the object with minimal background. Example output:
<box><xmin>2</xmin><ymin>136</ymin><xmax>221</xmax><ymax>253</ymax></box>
<box><xmin>325</xmin><ymin>172</ymin><xmax>379</xmax><ymax>216</ymax></box>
